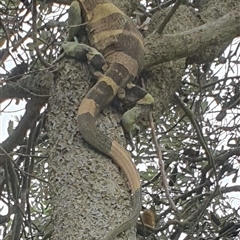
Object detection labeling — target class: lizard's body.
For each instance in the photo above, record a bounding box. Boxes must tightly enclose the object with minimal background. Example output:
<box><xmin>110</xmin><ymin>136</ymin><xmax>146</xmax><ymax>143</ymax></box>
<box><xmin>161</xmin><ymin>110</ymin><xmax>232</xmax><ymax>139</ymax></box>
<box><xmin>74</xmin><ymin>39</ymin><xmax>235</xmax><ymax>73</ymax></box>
<box><xmin>63</xmin><ymin>0</ymin><xmax>154</xmax><ymax>239</ymax></box>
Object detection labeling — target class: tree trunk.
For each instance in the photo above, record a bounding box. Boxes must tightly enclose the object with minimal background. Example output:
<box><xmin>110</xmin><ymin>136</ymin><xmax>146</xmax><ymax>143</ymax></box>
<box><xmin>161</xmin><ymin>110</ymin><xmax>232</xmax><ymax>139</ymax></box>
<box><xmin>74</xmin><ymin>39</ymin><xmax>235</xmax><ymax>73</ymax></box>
<box><xmin>46</xmin><ymin>0</ymin><xmax>240</xmax><ymax>239</ymax></box>
<box><xmin>47</xmin><ymin>58</ymin><xmax>137</xmax><ymax>239</ymax></box>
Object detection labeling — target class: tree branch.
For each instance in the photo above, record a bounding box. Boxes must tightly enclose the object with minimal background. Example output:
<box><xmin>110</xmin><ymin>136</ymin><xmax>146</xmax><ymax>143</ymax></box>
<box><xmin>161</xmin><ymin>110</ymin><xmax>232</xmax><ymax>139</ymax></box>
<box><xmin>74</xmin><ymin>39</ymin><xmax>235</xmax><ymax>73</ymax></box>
<box><xmin>0</xmin><ymin>71</ymin><xmax>52</xmax><ymax>104</ymax></box>
<box><xmin>144</xmin><ymin>9</ymin><xmax>240</xmax><ymax>67</ymax></box>
<box><xmin>0</xmin><ymin>97</ymin><xmax>47</xmax><ymax>164</ymax></box>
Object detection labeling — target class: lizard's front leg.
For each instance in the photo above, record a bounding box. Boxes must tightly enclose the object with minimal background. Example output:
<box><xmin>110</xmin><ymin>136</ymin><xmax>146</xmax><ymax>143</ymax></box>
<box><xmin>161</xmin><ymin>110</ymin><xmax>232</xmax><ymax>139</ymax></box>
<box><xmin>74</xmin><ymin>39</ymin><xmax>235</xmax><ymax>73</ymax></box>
<box><xmin>62</xmin><ymin>41</ymin><xmax>106</xmax><ymax>71</ymax></box>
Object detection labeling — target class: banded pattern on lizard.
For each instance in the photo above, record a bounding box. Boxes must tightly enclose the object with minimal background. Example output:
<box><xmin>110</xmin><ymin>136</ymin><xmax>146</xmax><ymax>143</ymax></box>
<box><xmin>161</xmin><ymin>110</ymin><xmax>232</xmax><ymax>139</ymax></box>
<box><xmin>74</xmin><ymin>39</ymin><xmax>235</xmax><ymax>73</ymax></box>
<box><xmin>62</xmin><ymin>0</ymin><xmax>154</xmax><ymax>239</ymax></box>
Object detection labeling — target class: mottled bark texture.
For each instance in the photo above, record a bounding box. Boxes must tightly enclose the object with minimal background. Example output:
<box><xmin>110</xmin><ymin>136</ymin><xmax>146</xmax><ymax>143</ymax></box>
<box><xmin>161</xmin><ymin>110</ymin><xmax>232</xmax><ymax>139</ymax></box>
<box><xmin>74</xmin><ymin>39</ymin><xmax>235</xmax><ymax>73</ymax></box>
<box><xmin>112</xmin><ymin>0</ymin><xmax>140</xmax><ymax>15</ymax></box>
<box><xmin>47</xmin><ymin>59</ymin><xmax>137</xmax><ymax>239</ymax></box>
<box><xmin>143</xmin><ymin>0</ymin><xmax>240</xmax><ymax>122</ymax></box>
<box><xmin>45</xmin><ymin>0</ymin><xmax>240</xmax><ymax>239</ymax></box>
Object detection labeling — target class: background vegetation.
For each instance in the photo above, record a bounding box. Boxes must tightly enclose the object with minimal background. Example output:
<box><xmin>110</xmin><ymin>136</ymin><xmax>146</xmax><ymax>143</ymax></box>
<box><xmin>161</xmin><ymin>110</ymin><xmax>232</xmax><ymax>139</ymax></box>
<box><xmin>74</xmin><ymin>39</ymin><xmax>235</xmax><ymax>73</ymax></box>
<box><xmin>0</xmin><ymin>0</ymin><xmax>240</xmax><ymax>239</ymax></box>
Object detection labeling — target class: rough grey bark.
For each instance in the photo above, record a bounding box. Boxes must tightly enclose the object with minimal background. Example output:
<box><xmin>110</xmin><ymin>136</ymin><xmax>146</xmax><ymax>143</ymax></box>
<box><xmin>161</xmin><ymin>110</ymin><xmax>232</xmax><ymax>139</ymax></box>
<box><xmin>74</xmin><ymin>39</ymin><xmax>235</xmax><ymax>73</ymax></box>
<box><xmin>44</xmin><ymin>0</ymin><xmax>240</xmax><ymax>239</ymax></box>
<box><xmin>144</xmin><ymin>10</ymin><xmax>240</xmax><ymax>66</ymax></box>
<box><xmin>47</xmin><ymin>58</ymin><xmax>137</xmax><ymax>239</ymax></box>
<box><xmin>143</xmin><ymin>0</ymin><xmax>240</xmax><ymax>121</ymax></box>
<box><xmin>1</xmin><ymin>0</ymin><xmax>239</xmax><ymax>239</ymax></box>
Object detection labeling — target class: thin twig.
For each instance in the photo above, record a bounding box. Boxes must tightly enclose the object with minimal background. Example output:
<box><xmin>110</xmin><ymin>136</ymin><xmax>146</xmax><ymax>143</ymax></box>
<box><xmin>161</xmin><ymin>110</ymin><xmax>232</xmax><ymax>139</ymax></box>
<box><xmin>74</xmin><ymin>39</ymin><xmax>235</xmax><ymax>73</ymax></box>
<box><xmin>148</xmin><ymin>112</ymin><xmax>180</xmax><ymax>216</ymax></box>
<box><xmin>156</xmin><ymin>0</ymin><xmax>182</xmax><ymax>34</ymax></box>
<box><xmin>32</xmin><ymin>0</ymin><xmax>51</xmax><ymax>68</ymax></box>
<box><xmin>174</xmin><ymin>93</ymin><xmax>219</xmax><ymax>220</ymax></box>
<box><xmin>141</xmin><ymin>79</ymin><xmax>180</xmax><ymax>216</ymax></box>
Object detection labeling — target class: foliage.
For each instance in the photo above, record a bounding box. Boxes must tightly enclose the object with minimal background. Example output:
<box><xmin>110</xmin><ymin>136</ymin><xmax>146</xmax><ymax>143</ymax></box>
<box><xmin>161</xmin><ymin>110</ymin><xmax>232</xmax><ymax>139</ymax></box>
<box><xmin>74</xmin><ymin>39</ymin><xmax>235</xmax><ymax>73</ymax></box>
<box><xmin>137</xmin><ymin>42</ymin><xmax>240</xmax><ymax>238</ymax></box>
<box><xmin>0</xmin><ymin>0</ymin><xmax>240</xmax><ymax>239</ymax></box>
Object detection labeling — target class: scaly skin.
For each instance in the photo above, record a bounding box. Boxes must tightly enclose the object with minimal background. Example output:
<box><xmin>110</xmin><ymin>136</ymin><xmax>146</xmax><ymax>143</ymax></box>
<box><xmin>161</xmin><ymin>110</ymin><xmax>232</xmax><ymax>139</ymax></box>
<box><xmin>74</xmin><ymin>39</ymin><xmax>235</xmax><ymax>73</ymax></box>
<box><xmin>72</xmin><ymin>0</ymin><xmax>153</xmax><ymax>238</ymax></box>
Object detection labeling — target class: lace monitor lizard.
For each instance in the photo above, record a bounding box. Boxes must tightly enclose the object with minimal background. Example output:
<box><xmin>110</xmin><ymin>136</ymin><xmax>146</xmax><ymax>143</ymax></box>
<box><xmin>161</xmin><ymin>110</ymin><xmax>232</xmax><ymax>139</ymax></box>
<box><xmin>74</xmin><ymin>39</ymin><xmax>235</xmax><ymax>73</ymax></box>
<box><xmin>62</xmin><ymin>0</ymin><xmax>154</xmax><ymax>239</ymax></box>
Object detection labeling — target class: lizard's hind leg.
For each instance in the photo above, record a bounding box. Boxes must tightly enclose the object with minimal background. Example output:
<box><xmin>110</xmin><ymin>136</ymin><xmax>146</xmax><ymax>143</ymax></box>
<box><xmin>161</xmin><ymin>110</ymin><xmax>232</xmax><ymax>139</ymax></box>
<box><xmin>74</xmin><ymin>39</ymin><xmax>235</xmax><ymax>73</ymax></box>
<box><xmin>118</xmin><ymin>83</ymin><xmax>154</xmax><ymax>142</ymax></box>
